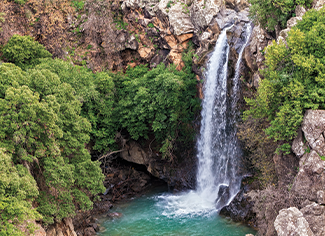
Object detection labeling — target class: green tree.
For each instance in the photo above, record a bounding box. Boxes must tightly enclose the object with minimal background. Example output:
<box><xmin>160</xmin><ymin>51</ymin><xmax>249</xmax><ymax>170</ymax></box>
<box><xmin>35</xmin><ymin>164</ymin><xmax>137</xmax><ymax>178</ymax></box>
<box><xmin>1</xmin><ymin>35</ymin><xmax>52</xmax><ymax>70</ymax></box>
<box><xmin>244</xmin><ymin>7</ymin><xmax>325</xmax><ymax>147</ymax></box>
<box><xmin>0</xmin><ymin>63</ymin><xmax>105</xmax><ymax>224</ymax></box>
<box><xmin>249</xmin><ymin>0</ymin><xmax>313</xmax><ymax>31</ymax></box>
<box><xmin>0</xmin><ymin>149</ymin><xmax>41</xmax><ymax>236</ymax></box>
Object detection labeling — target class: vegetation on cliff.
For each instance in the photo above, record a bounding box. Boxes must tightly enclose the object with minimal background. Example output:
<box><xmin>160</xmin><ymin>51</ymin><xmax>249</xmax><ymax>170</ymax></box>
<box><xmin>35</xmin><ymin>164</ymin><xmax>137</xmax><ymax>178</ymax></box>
<box><xmin>0</xmin><ymin>31</ymin><xmax>198</xmax><ymax>233</ymax></box>
<box><xmin>249</xmin><ymin>0</ymin><xmax>313</xmax><ymax>31</ymax></box>
<box><xmin>244</xmin><ymin>8</ymin><xmax>325</xmax><ymax>153</ymax></box>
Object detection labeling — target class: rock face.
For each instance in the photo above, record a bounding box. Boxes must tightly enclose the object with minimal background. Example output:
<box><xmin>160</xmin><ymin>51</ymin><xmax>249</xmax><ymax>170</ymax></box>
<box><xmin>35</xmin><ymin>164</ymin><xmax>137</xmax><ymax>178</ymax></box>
<box><xmin>291</xmin><ymin>110</ymin><xmax>325</xmax><ymax>203</ymax></box>
<box><xmin>47</xmin><ymin>218</ymin><xmax>77</xmax><ymax>236</ymax></box>
<box><xmin>301</xmin><ymin>203</ymin><xmax>325</xmax><ymax>236</ymax></box>
<box><xmin>274</xmin><ymin>207</ymin><xmax>314</xmax><ymax>236</ymax></box>
<box><xmin>220</xmin><ymin>185</ymin><xmax>255</xmax><ymax>223</ymax></box>
<box><xmin>301</xmin><ymin>110</ymin><xmax>325</xmax><ymax>156</ymax></box>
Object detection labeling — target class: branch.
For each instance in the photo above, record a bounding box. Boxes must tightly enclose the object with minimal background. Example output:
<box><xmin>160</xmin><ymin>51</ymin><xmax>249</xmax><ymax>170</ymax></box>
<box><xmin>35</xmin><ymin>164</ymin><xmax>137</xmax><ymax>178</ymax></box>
<box><xmin>97</xmin><ymin>149</ymin><xmax>125</xmax><ymax>161</ymax></box>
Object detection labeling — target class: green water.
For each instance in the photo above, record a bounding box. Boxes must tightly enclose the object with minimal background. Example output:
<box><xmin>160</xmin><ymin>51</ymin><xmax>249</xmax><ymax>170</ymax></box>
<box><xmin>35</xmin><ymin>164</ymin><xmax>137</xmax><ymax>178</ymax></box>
<box><xmin>98</xmin><ymin>187</ymin><xmax>256</xmax><ymax>236</ymax></box>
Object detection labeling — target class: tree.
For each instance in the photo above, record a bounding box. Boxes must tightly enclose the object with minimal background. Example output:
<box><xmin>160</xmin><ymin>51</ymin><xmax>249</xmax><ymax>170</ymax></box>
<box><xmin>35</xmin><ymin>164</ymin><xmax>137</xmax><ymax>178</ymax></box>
<box><xmin>249</xmin><ymin>0</ymin><xmax>313</xmax><ymax>31</ymax></box>
<box><xmin>244</xmin><ymin>7</ymin><xmax>325</xmax><ymax>150</ymax></box>
<box><xmin>0</xmin><ymin>63</ymin><xmax>105</xmax><ymax>224</ymax></box>
<box><xmin>1</xmin><ymin>35</ymin><xmax>52</xmax><ymax>70</ymax></box>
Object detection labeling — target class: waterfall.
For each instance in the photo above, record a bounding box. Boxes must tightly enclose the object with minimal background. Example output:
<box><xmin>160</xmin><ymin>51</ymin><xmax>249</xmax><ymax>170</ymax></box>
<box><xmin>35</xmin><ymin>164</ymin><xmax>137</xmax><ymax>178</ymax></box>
<box><xmin>159</xmin><ymin>23</ymin><xmax>252</xmax><ymax>217</ymax></box>
<box><xmin>196</xmin><ymin>23</ymin><xmax>252</xmax><ymax>210</ymax></box>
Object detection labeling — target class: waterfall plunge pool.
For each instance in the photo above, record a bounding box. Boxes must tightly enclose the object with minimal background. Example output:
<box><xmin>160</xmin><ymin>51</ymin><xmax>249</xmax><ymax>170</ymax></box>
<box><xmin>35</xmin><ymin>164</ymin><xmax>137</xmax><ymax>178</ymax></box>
<box><xmin>97</xmin><ymin>186</ymin><xmax>256</xmax><ymax>236</ymax></box>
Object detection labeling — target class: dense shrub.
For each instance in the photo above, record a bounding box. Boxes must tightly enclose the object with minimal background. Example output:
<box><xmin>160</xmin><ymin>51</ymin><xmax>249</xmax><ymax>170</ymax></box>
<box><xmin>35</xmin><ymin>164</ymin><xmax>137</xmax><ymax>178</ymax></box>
<box><xmin>1</xmin><ymin>35</ymin><xmax>52</xmax><ymax>69</ymax></box>
<box><xmin>0</xmin><ymin>149</ymin><xmax>41</xmax><ymax>235</ymax></box>
<box><xmin>244</xmin><ymin>8</ymin><xmax>325</xmax><ymax>148</ymax></box>
<box><xmin>249</xmin><ymin>0</ymin><xmax>313</xmax><ymax>31</ymax></box>
<box><xmin>0</xmin><ymin>63</ymin><xmax>105</xmax><ymax>224</ymax></box>
<box><xmin>0</xmin><ymin>34</ymin><xmax>199</xmax><ymax>228</ymax></box>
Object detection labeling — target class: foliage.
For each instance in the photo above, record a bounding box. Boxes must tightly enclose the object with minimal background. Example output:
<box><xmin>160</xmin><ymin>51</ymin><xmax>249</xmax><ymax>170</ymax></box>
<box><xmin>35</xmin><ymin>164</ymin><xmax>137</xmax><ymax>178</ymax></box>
<box><xmin>237</xmin><ymin>118</ymin><xmax>278</xmax><ymax>187</ymax></box>
<box><xmin>0</xmin><ymin>149</ymin><xmax>41</xmax><ymax>235</ymax></box>
<box><xmin>0</xmin><ymin>62</ymin><xmax>105</xmax><ymax>224</ymax></box>
<box><xmin>244</xmin><ymin>8</ymin><xmax>325</xmax><ymax>145</ymax></box>
<box><xmin>71</xmin><ymin>0</ymin><xmax>85</xmax><ymax>11</ymax></box>
<box><xmin>9</xmin><ymin>0</ymin><xmax>28</xmax><ymax>5</ymax></box>
<box><xmin>117</xmin><ymin>59</ymin><xmax>199</xmax><ymax>159</ymax></box>
<box><xmin>1</xmin><ymin>35</ymin><xmax>52</xmax><ymax>70</ymax></box>
<box><xmin>248</xmin><ymin>0</ymin><xmax>313</xmax><ymax>31</ymax></box>
<box><xmin>35</xmin><ymin>58</ymin><xmax>116</xmax><ymax>152</ymax></box>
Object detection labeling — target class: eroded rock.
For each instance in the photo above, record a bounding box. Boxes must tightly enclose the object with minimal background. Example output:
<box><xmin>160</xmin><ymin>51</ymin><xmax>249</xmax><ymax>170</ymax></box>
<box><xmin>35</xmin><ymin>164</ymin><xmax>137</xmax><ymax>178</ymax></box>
<box><xmin>274</xmin><ymin>207</ymin><xmax>314</xmax><ymax>236</ymax></box>
<box><xmin>292</xmin><ymin>129</ymin><xmax>308</xmax><ymax>158</ymax></box>
<box><xmin>291</xmin><ymin>150</ymin><xmax>325</xmax><ymax>201</ymax></box>
<box><xmin>301</xmin><ymin>203</ymin><xmax>325</xmax><ymax>236</ymax></box>
<box><xmin>120</xmin><ymin>141</ymin><xmax>150</xmax><ymax>165</ymax></box>
<box><xmin>287</xmin><ymin>17</ymin><xmax>303</xmax><ymax>28</ymax></box>
<box><xmin>302</xmin><ymin>110</ymin><xmax>325</xmax><ymax>153</ymax></box>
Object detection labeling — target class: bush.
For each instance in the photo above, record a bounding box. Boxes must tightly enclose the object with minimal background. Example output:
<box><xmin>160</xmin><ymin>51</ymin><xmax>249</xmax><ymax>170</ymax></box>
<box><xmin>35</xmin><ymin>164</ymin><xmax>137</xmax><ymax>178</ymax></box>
<box><xmin>0</xmin><ymin>149</ymin><xmax>41</xmax><ymax>235</ymax></box>
<box><xmin>248</xmin><ymin>0</ymin><xmax>313</xmax><ymax>31</ymax></box>
<box><xmin>244</xmin><ymin>8</ymin><xmax>325</xmax><ymax>144</ymax></box>
<box><xmin>1</xmin><ymin>35</ymin><xmax>52</xmax><ymax>69</ymax></box>
<box><xmin>0</xmin><ymin>63</ymin><xmax>105</xmax><ymax>224</ymax></box>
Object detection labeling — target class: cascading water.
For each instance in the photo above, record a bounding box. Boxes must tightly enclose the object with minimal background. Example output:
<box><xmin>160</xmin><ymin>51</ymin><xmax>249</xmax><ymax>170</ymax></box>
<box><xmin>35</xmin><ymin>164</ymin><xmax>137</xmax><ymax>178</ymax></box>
<box><xmin>158</xmin><ymin>23</ymin><xmax>253</xmax><ymax>216</ymax></box>
<box><xmin>99</xmin><ymin>22</ymin><xmax>257</xmax><ymax>236</ymax></box>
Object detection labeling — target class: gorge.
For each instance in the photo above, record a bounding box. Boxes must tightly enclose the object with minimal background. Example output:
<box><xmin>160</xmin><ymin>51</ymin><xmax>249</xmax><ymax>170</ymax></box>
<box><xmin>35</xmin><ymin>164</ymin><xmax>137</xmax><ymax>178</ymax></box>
<box><xmin>0</xmin><ymin>0</ymin><xmax>325</xmax><ymax>236</ymax></box>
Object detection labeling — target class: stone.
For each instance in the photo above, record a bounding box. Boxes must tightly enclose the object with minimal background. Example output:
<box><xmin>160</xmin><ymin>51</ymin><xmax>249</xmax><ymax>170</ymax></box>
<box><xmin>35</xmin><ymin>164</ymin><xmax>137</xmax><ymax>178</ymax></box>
<box><xmin>208</xmin><ymin>20</ymin><xmax>221</xmax><ymax>35</ymax></box>
<box><xmin>291</xmin><ymin>150</ymin><xmax>325</xmax><ymax>201</ymax></box>
<box><xmin>215</xmin><ymin>184</ymin><xmax>230</xmax><ymax>209</ymax></box>
<box><xmin>120</xmin><ymin>141</ymin><xmax>150</xmax><ymax>165</ymax></box>
<box><xmin>150</xmin><ymin>49</ymin><xmax>170</xmax><ymax>68</ymax></box>
<box><xmin>89</xmin><ymin>223</ymin><xmax>99</xmax><ymax>232</ymax></box>
<box><xmin>125</xmin><ymin>35</ymin><xmax>138</xmax><ymax>50</ymax></box>
<box><xmin>301</xmin><ymin>203</ymin><xmax>325</xmax><ymax>236</ymax></box>
<box><xmin>167</xmin><ymin>2</ymin><xmax>195</xmax><ymax>35</ymax></box>
<box><xmin>295</xmin><ymin>5</ymin><xmax>306</xmax><ymax>17</ymax></box>
<box><xmin>312</xmin><ymin>0</ymin><xmax>325</xmax><ymax>10</ymax></box>
<box><xmin>252</xmin><ymin>72</ymin><xmax>260</xmax><ymax>88</ymax></box>
<box><xmin>302</xmin><ymin>110</ymin><xmax>325</xmax><ymax>147</ymax></box>
<box><xmin>164</xmin><ymin>35</ymin><xmax>178</xmax><ymax>48</ymax></box>
<box><xmin>214</xmin><ymin>8</ymin><xmax>237</xmax><ymax>30</ymax></box>
<box><xmin>311</xmin><ymin>134</ymin><xmax>325</xmax><ymax>157</ymax></box>
<box><xmin>292</xmin><ymin>128</ymin><xmax>308</xmax><ymax>158</ymax></box>
<box><xmin>167</xmin><ymin>48</ymin><xmax>184</xmax><ymax>70</ymax></box>
<box><xmin>220</xmin><ymin>185</ymin><xmax>255</xmax><ymax>223</ymax></box>
<box><xmin>274</xmin><ymin>207</ymin><xmax>314</xmax><ymax>236</ymax></box>
<box><xmin>84</xmin><ymin>227</ymin><xmax>97</xmax><ymax>236</ymax></box>
<box><xmin>317</xmin><ymin>190</ymin><xmax>325</xmax><ymax>205</ymax></box>
<box><xmin>176</xmin><ymin>33</ymin><xmax>194</xmax><ymax>43</ymax></box>
<box><xmin>108</xmin><ymin>212</ymin><xmax>123</xmax><ymax>218</ymax></box>
<box><xmin>287</xmin><ymin>17</ymin><xmax>303</xmax><ymax>28</ymax></box>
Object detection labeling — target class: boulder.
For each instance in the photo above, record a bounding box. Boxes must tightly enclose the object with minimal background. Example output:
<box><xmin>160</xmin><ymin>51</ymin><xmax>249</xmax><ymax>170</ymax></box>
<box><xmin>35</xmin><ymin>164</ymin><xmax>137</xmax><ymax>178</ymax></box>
<box><xmin>84</xmin><ymin>227</ymin><xmax>96</xmax><ymax>236</ymax></box>
<box><xmin>167</xmin><ymin>2</ymin><xmax>195</xmax><ymax>35</ymax></box>
<box><xmin>292</xmin><ymin>128</ymin><xmax>308</xmax><ymax>158</ymax></box>
<box><xmin>219</xmin><ymin>185</ymin><xmax>255</xmax><ymax>223</ymax></box>
<box><xmin>274</xmin><ymin>207</ymin><xmax>314</xmax><ymax>236</ymax></box>
<box><xmin>252</xmin><ymin>72</ymin><xmax>260</xmax><ymax>88</ymax></box>
<box><xmin>287</xmin><ymin>17</ymin><xmax>303</xmax><ymax>28</ymax></box>
<box><xmin>302</xmin><ymin>110</ymin><xmax>325</xmax><ymax>155</ymax></box>
<box><xmin>244</xmin><ymin>25</ymin><xmax>272</xmax><ymax>73</ymax></box>
<box><xmin>291</xmin><ymin>150</ymin><xmax>325</xmax><ymax>201</ymax></box>
<box><xmin>190</xmin><ymin>0</ymin><xmax>223</xmax><ymax>30</ymax></box>
<box><xmin>312</xmin><ymin>0</ymin><xmax>325</xmax><ymax>10</ymax></box>
<box><xmin>295</xmin><ymin>5</ymin><xmax>306</xmax><ymax>17</ymax></box>
<box><xmin>120</xmin><ymin>141</ymin><xmax>150</xmax><ymax>165</ymax></box>
<box><xmin>215</xmin><ymin>184</ymin><xmax>230</xmax><ymax>209</ymax></box>
<box><xmin>301</xmin><ymin>203</ymin><xmax>325</xmax><ymax>236</ymax></box>
<box><xmin>108</xmin><ymin>212</ymin><xmax>123</xmax><ymax>218</ymax></box>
